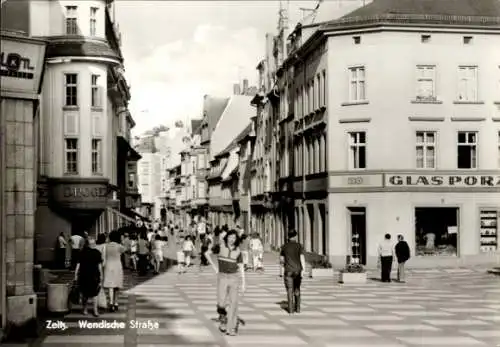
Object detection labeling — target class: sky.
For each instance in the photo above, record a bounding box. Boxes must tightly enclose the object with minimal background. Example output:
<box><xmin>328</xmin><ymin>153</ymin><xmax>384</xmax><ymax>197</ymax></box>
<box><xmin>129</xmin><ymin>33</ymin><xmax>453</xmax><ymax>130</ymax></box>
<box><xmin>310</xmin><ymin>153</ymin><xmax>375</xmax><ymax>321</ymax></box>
<box><xmin>114</xmin><ymin>0</ymin><xmax>327</xmax><ymax>135</ymax></box>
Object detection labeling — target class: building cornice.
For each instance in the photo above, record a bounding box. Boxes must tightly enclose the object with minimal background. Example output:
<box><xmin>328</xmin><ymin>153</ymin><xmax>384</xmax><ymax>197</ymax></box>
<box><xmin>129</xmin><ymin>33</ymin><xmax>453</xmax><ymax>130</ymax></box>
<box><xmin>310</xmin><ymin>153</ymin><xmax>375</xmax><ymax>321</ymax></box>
<box><xmin>283</xmin><ymin>13</ymin><xmax>500</xmax><ymax>69</ymax></box>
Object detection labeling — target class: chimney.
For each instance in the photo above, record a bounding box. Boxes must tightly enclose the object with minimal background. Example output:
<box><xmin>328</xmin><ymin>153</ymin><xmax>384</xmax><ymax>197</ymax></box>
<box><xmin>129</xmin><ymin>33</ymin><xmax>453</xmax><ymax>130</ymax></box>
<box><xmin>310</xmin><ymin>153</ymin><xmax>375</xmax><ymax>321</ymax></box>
<box><xmin>243</xmin><ymin>79</ymin><xmax>249</xmax><ymax>94</ymax></box>
<box><xmin>233</xmin><ymin>83</ymin><xmax>241</xmax><ymax>95</ymax></box>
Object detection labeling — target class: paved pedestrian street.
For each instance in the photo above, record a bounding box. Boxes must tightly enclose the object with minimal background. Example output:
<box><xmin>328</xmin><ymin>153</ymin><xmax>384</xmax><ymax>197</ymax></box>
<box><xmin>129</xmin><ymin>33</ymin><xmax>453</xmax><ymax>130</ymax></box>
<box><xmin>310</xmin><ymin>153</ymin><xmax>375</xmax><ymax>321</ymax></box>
<box><xmin>16</xmin><ymin>266</ymin><xmax>500</xmax><ymax>347</ymax></box>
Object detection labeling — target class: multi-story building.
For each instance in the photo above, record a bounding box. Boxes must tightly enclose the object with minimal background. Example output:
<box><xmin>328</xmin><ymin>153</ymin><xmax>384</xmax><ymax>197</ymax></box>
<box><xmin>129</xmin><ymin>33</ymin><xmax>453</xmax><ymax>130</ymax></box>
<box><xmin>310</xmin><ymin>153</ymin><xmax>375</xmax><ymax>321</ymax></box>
<box><xmin>276</xmin><ymin>0</ymin><xmax>500</xmax><ymax>267</ymax></box>
<box><xmin>250</xmin><ymin>34</ymin><xmax>281</xmax><ymax>249</ymax></box>
<box><xmin>0</xmin><ymin>29</ymin><xmax>47</xmax><ymax>335</ymax></box>
<box><xmin>237</xmin><ymin>124</ymin><xmax>256</xmax><ymax>233</ymax></box>
<box><xmin>3</xmin><ymin>0</ymin><xmax>139</xmax><ymax>265</ymax></box>
<box><xmin>207</xmin><ymin>92</ymin><xmax>255</xmax><ymax>228</ymax></box>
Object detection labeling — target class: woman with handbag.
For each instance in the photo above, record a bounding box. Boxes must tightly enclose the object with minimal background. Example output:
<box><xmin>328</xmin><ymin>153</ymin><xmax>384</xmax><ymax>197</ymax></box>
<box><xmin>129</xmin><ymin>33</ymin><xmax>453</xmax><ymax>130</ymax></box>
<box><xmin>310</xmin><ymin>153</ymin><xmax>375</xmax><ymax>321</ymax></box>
<box><xmin>103</xmin><ymin>230</ymin><xmax>125</xmax><ymax>312</ymax></box>
<box><xmin>74</xmin><ymin>236</ymin><xmax>103</xmax><ymax>316</ymax></box>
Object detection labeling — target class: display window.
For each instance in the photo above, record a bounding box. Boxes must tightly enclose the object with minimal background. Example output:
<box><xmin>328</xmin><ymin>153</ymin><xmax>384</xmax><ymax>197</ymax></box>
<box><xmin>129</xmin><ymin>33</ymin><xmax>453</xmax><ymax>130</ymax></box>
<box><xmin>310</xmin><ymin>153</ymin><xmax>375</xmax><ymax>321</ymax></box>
<box><xmin>479</xmin><ymin>210</ymin><xmax>498</xmax><ymax>253</ymax></box>
<box><xmin>415</xmin><ymin>207</ymin><xmax>458</xmax><ymax>256</ymax></box>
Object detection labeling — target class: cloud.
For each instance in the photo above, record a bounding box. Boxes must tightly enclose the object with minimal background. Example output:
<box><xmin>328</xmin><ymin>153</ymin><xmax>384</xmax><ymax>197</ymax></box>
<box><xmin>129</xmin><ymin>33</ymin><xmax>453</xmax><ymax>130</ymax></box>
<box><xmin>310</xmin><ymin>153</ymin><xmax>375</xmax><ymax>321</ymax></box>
<box><xmin>126</xmin><ymin>24</ymin><xmax>263</xmax><ymax>135</ymax></box>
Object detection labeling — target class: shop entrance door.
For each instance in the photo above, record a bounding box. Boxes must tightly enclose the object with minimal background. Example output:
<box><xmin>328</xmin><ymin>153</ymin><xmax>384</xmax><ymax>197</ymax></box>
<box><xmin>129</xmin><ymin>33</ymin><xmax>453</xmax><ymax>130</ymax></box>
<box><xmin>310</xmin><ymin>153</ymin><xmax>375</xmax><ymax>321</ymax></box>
<box><xmin>348</xmin><ymin>207</ymin><xmax>367</xmax><ymax>265</ymax></box>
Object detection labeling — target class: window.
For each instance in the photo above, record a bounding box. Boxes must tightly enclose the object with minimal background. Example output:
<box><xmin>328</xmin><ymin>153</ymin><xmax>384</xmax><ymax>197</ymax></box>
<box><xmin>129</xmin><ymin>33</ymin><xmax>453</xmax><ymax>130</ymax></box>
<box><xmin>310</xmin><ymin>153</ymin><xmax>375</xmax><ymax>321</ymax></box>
<box><xmin>65</xmin><ymin>139</ymin><xmax>78</xmax><ymax>174</ymax></box>
<box><xmin>90</xmin><ymin>7</ymin><xmax>98</xmax><ymax>36</ymax></box>
<box><xmin>302</xmin><ymin>85</ymin><xmax>307</xmax><ymax>116</ymax></box>
<box><xmin>457</xmin><ymin>131</ymin><xmax>477</xmax><ymax>169</ymax></box>
<box><xmin>353</xmin><ymin>36</ymin><xmax>361</xmax><ymax>44</ymax></box>
<box><xmin>91</xmin><ymin>74</ymin><xmax>101</xmax><ymax>107</ymax></box>
<box><xmin>457</xmin><ymin>66</ymin><xmax>478</xmax><ymax>101</ymax></box>
<box><xmin>348</xmin><ymin>66</ymin><xmax>366</xmax><ymax>102</ymax></box>
<box><xmin>91</xmin><ymin>139</ymin><xmax>102</xmax><ymax>174</ymax></box>
<box><xmin>498</xmin><ymin>131</ymin><xmax>500</xmax><ymax>168</ymax></box>
<box><xmin>322</xmin><ymin>70</ymin><xmax>326</xmax><ymax>106</ymax></box>
<box><xmin>348</xmin><ymin>132</ymin><xmax>366</xmax><ymax>169</ymax></box>
<box><xmin>421</xmin><ymin>34</ymin><xmax>431</xmax><ymax>43</ymax></box>
<box><xmin>416</xmin><ymin>131</ymin><xmax>436</xmax><ymax>169</ymax></box>
<box><xmin>64</xmin><ymin>73</ymin><xmax>78</xmax><ymax>106</ymax></box>
<box><xmin>65</xmin><ymin>6</ymin><xmax>78</xmax><ymax>35</ymax></box>
<box><xmin>308</xmin><ymin>82</ymin><xmax>313</xmax><ymax>114</ymax></box>
<box><xmin>416</xmin><ymin>65</ymin><xmax>436</xmax><ymax>101</ymax></box>
<box><xmin>128</xmin><ymin>173</ymin><xmax>135</xmax><ymax>188</ymax></box>
<box><xmin>463</xmin><ymin>36</ymin><xmax>473</xmax><ymax>45</ymax></box>
<box><xmin>315</xmin><ymin>74</ymin><xmax>320</xmax><ymax>110</ymax></box>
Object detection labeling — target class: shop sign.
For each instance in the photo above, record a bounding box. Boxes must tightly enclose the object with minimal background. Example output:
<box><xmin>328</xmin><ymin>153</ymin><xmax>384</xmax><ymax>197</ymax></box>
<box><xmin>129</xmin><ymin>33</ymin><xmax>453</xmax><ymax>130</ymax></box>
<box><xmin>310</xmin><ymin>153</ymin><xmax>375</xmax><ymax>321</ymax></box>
<box><xmin>330</xmin><ymin>174</ymin><xmax>384</xmax><ymax>188</ymax></box>
<box><xmin>63</xmin><ymin>186</ymin><xmax>108</xmax><ymax>198</ymax></box>
<box><xmin>52</xmin><ymin>182</ymin><xmax>109</xmax><ymax>209</ymax></box>
<box><xmin>385</xmin><ymin>174</ymin><xmax>500</xmax><ymax>188</ymax></box>
<box><xmin>0</xmin><ymin>35</ymin><xmax>46</xmax><ymax>95</ymax></box>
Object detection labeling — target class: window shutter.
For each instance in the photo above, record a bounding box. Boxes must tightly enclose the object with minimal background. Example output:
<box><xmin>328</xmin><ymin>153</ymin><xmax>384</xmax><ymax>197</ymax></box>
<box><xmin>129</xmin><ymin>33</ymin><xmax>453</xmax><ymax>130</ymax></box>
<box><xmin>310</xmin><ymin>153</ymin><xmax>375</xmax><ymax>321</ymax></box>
<box><xmin>64</xmin><ymin>113</ymin><xmax>78</xmax><ymax>135</ymax></box>
<box><xmin>92</xmin><ymin>114</ymin><xmax>102</xmax><ymax>137</ymax></box>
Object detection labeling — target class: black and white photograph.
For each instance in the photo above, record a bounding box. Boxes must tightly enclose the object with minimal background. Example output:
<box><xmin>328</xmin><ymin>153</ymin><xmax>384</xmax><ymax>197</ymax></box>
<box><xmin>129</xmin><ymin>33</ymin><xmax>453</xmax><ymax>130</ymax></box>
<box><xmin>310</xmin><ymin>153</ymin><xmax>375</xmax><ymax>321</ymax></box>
<box><xmin>0</xmin><ymin>0</ymin><xmax>499</xmax><ymax>346</ymax></box>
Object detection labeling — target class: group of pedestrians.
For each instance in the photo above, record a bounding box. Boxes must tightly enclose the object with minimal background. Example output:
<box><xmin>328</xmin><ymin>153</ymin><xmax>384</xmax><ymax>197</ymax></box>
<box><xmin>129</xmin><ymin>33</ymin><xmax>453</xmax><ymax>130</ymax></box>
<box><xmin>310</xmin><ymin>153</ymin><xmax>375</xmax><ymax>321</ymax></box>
<box><xmin>73</xmin><ymin>229</ymin><xmax>124</xmax><ymax>316</ymax></box>
<box><xmin>377</xmin><ymin>234</ymin><xmax>411</xmax><ymax>283</ymax></box>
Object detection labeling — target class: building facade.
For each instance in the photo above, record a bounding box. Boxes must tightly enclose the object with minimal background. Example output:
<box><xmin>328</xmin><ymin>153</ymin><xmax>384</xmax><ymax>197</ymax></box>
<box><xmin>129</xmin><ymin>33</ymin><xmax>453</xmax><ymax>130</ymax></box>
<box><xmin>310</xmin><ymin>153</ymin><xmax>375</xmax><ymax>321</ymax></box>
<box><xmin>272</xmin><ymin>0</ymin><xmax>500</xmax><ymax>267</ymax></box>
<box><xmin>8</xmin><ymin>0</ymin><xmax>139</xmax><ymax>265</ymax></box>
<box><xmin>0</xmin><ymin>29</ymin><xmax>47</xmax><ymax>334</ymax></box>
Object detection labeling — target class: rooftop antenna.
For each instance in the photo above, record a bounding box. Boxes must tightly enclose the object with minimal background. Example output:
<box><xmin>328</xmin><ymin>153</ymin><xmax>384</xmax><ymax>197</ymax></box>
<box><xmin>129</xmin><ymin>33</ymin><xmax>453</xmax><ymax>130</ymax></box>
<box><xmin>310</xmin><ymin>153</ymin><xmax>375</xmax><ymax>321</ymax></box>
<box><xmin>299</xmin><ymin>0</ymin><xmax>323</xmax><ymax>23</ymax></box>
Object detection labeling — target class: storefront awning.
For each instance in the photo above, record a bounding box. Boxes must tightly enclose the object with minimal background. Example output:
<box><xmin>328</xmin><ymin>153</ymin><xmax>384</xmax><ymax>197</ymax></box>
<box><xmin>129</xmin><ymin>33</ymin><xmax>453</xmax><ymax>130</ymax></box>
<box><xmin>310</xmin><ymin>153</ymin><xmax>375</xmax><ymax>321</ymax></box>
<box><xmin>221</xmin><ymin>150</ymin><xmax>239</xmax><ymax>181</ymax></box>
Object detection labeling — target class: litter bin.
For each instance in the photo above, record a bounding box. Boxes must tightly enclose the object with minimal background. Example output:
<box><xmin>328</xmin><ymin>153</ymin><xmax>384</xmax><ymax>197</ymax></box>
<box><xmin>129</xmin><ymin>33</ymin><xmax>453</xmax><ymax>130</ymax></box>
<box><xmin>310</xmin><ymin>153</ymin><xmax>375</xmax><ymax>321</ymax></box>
<box><xmin>47</xmin><ymin>283</ymin><xmax>69</xmax><ymax>313</ymax></box>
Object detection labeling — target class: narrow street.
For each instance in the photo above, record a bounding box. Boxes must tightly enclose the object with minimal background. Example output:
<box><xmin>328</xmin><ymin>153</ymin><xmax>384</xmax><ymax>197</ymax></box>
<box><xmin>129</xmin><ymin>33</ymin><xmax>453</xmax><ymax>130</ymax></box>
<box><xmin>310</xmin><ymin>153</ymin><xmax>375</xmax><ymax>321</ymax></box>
<box><xmin>13</xmin><ymin>259</ymin><xmax>500</xmax><ymax>347</ymax></box>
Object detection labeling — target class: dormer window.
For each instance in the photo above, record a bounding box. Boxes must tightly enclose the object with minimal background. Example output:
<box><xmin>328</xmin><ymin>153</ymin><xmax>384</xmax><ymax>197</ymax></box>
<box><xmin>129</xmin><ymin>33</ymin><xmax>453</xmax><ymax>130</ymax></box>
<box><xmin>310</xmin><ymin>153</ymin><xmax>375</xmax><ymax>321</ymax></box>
<box><xmin>353</xmin><ymin>36</ymin><xmax>361</xmax><ymax>44</ymax></box>
<box><xmin>421</xmin><ymin>34</ymin><xmax>431</xmax><ymax>43</ymax></box>
<box><xmin>65</xmin><ymin>6</ymin><xmax>78</xmax><ymax>35</ymax></box>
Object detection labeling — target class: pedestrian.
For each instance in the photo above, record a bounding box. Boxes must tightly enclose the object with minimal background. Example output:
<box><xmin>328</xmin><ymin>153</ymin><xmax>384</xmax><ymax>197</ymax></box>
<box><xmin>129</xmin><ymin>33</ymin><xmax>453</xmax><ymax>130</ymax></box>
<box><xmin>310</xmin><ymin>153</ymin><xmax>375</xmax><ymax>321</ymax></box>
<box><xmin>122</xmin><ymin>232</ymin><xmax>132</xmax><ymax>269</ymax></box>
<box><xmin>182</xmin><ymin>235</ymin><xmax>195</xmax><ymax>268</ymax></box>
<box><xmin>137</xmin><ymin>231</ymin><xmax>150</xmax><ymax>276</ymax></box>
<box><xmin>395</xmin><ymin>234</ymin><xmax>410</xmax><ymax>283</ymax></box>
<box><xmin>103</xmin><ymin>230</ymin><xmax>125</xmax><ymax>312</ymax></box>
<box><xmin>205</xmin><ymin>229</ymin><xmax>246</xmax><ymax>336</ymax></box>
<box><xmin>280</xmin><ymin>230</ymin><xmax>305</xmax><ymax>314</ymax></box>
<box><xmin>130</xmin><ymin>233</ymin><xmax>138</xmax><ymax>271</ymax></box>
<box><xmin>55</xmin><ymin>232</ymin><xmax>67</xmax><ymax>269</ymax></box>
<box><xmin>239</xmin><ymin>234</ymin><xmax>250</xmax><ymax>271</ymax></box>
<box><xmin>70</xmin><ymin>233</ymin><xmax>84</xmax><ymax>270</ymax></box>
<box><xmin>74</xmin><ymin>236</ymin><xmax>103</xmax><ymax>317</ymax></box>
<box><xmin>152</xmin><ymin>234</ymin><xmax>164</xmax><ymax>274</ymax></box>
<box><xmin>249</xmin><ymin>233</ymin><xmax>264</xmax><ymax>271</ymax></box>
<box><xmin>378</xmin><ymin>233</ymin><xmax>395</xmax><ymax>283</ymax></box>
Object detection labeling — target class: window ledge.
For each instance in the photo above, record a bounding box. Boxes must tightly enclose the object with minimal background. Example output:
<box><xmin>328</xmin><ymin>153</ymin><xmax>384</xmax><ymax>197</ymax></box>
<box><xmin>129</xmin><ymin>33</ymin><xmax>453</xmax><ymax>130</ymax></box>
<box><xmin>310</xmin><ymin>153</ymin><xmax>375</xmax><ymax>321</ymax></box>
<box><xmin>63</xmin><ymin>172</ymin><xmax>79</xmax><ymax>176</ymax></box>
<box><xmin>92</xmin><ymin>172</ymin><xmax>104</xmax><ymax>176</ymax></box>
<box><xmin>63</xmin><ymin>106</ymin><xmax>79</xmax><ymax>111</ymax></box>
<box><xmin>411</xmin><ymin>99</ymin><xmax>443</xmax><ymax>104</ymax></box>
<box><xmin>494</xmin><ymin>101</ymin><xmax>500</xmax><ymax>105</ymax></box>
<box><xmin>453</xmin><ymin>101</ymin><xmax>484</xmax><ymax>105</ymax></box>
<box><xmin>341</xmin><ymin>101</ymin><xmax>369</xmax><ymax>107</ymax></box>
<box><xmin>91</xmin><ymin>106</ymin><xmax>103</xmax><ymax>112</ymax></box>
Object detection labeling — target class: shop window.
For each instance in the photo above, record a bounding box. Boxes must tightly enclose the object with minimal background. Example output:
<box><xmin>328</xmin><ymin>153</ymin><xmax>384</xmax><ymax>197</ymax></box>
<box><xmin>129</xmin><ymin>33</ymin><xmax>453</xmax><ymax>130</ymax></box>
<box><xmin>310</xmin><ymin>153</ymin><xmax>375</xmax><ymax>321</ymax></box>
<box><xmin>415</xmin><ymin>207</ymin><xmax>458</xmax><ymax>256</ymax></box>
<box><xmin>479</xmin><ymin>210</ymin><xmax>498</xmax><ymax>252</ymax></box>
<box><xmin>457</xmin><ymin>131</ymin><xmax>477</xmax><ymax>169</ymax></box>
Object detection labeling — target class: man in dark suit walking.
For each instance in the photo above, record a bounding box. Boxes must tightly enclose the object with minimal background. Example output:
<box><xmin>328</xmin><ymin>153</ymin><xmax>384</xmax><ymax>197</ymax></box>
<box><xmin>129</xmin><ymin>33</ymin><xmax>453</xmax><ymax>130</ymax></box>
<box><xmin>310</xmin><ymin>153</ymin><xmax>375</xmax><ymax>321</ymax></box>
<box><xmin>280</xmin><ymin>230</ymin><xmax>306</xmax><ymax>314</ymax></box>
<box><xmin>395</xmin><ymin>234</ymin><xmax>411</xmax><ymax>283</ymax></box>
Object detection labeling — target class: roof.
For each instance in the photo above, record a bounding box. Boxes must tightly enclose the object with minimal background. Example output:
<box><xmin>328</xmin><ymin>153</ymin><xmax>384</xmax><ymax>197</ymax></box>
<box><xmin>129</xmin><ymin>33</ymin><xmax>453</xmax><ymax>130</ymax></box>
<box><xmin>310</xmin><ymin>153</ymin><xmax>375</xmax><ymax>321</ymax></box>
<box><xmin>209</xmin><ymin>95</ymin><xmax>255</xmax><ymax>159</ymax></box>
<box><xmin>217</xmin><ymin>122</ymin><xmax>253</xmax><ymax>157</ymax></box>
<box><xmin>343</xmin><ymin>0</ymin><xmax>500</xmax><ymax>19</ymax></box>
<box><xmin>201</xmin><ymin>96</ymin><xmax>230</xmax><ymax>143</ymax></box>
<box><xmin>45</xmin><ymin>37</ymin><xmax>122</xmax><ymax>63</ymax></box>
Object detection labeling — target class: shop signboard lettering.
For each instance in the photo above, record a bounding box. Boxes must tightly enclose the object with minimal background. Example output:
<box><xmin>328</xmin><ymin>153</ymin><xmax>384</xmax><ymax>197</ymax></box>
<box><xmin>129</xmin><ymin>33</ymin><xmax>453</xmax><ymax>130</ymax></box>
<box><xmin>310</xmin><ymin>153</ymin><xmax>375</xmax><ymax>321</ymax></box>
<box><xmin>347</xmin><ymin>176</ymin><xmax>364</xmax><ymax>185</ymax></box>
<box><xmin>385</xmin><ymin>174</ymin><xmax>500</xmax><ymax>188</ymax></box>
<box><xmin>0</xmin><ymin>35</ymin><xmax>46</xmax><ymax>95</ymax></box>
<box><xmin>63</xmin><ymin>186</ymin><xmax>108</xmax><ymax>199</ymax></box>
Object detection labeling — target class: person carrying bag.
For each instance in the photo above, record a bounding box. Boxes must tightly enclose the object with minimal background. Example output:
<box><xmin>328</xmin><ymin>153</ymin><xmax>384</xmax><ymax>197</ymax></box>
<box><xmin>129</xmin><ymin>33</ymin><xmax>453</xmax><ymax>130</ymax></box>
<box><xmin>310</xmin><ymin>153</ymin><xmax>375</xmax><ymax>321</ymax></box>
<box><xmin>96</xmin><ymin>242</ymin><xmax>108</xmax><ymax>309</ymax></box>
